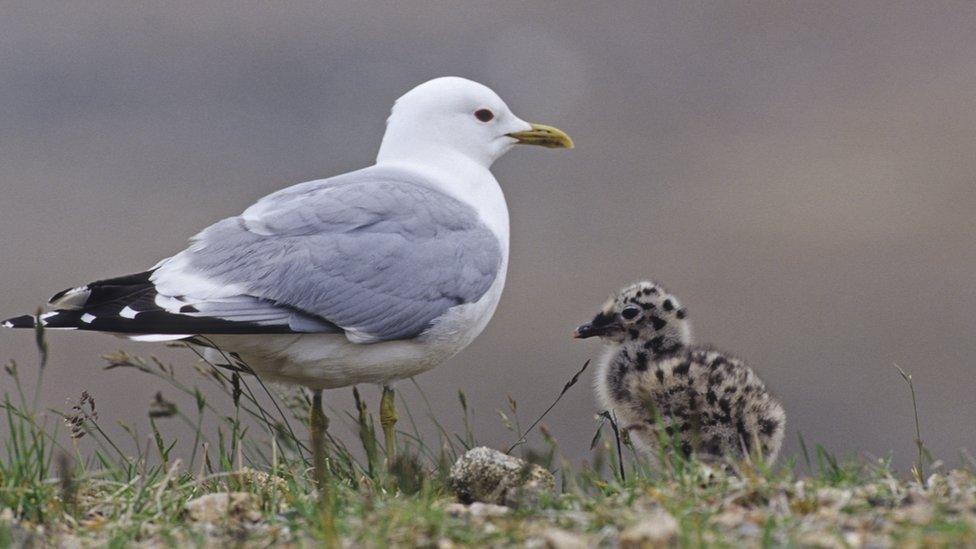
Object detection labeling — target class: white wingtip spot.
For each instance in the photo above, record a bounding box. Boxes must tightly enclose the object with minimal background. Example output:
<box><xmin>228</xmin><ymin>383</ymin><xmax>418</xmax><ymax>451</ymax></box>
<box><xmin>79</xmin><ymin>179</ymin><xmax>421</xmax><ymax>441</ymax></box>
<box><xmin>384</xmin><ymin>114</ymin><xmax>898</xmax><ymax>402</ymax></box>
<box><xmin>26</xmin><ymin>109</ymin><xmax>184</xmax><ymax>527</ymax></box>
<box><xmin>81</xmin><ymin>313</ymin><xmax>96</xmax><ymax>324</ymax></box>
<box><xmin>128</xmin><ymin>334</ymin><xmax>192</xmax><ymax>342</ymax></box>
<box><xmin>119</xmin><ymin>306</ymin><xmax>139</xmax><ymax>319</ymax></box>
<box><xmin>1</xmin><ymin>321</ymin><xmax>12</xmax><ymax>329</ymax></box>
<box><xmin>39</xmin><ymin>311</ymin><xmax>59</xmax><ymax>326</ymax></box>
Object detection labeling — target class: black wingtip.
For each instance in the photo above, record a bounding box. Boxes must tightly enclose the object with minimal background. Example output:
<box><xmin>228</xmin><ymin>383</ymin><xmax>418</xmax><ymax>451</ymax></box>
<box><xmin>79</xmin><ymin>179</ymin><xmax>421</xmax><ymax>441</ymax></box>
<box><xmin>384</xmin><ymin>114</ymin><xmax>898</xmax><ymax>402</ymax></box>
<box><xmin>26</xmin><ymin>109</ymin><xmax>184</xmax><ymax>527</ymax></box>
<box><xmin>1</xmin><ymin>315</ymin><xmax>36</xmax><ymax>329</ymax></box>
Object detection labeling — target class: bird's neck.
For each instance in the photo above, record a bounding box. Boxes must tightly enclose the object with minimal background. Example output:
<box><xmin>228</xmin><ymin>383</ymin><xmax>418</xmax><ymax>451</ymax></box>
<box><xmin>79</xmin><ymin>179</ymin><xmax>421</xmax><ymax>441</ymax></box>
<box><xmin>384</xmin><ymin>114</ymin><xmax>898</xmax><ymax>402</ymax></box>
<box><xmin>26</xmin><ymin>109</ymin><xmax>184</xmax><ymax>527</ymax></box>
<box><xmin>376</xmin><ymin>123</ymin><xmax>496</xmax><ymax>169</ymax></box>
<box><xmin>376</xmin><ymin>139</ymin><xmax>492</xmax><ymax>171</ymax></box>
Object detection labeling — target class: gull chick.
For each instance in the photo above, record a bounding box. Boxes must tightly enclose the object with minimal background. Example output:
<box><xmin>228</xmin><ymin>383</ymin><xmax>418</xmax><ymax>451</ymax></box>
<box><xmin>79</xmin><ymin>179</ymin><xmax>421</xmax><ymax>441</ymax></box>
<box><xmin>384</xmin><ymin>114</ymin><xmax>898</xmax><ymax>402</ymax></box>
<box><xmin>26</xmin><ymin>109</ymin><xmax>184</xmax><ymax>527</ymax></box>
<box><xmin>574</xmin><ymin>281</ymin><xmax>785</xmax><ymax>464</ymax></box>
<box><xmin>3</xmin><ymin>76</ymin><xmax>573</xmax><ymax>474</ymax></box>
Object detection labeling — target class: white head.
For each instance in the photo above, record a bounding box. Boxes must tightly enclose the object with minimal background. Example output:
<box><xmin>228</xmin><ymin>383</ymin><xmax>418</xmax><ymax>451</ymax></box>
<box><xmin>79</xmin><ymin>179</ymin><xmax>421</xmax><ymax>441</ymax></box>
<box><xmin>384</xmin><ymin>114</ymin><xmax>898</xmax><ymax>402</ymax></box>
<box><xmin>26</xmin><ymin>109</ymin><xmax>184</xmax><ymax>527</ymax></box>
<box><xmin>376</xmin><ymin>77</ymin><xmax>572</xmax><ymax>168</ymax></box>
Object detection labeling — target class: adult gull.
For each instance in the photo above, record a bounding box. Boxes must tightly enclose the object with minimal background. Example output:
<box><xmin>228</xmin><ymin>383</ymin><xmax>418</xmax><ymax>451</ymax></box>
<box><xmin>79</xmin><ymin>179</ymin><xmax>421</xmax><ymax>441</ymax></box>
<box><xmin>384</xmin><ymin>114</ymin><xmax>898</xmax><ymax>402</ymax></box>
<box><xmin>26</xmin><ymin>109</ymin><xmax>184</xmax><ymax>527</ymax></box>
<box><xmin>2</xmin><ymin>76</ymin><xmax>573</xmax><ymax>472</ymax></box>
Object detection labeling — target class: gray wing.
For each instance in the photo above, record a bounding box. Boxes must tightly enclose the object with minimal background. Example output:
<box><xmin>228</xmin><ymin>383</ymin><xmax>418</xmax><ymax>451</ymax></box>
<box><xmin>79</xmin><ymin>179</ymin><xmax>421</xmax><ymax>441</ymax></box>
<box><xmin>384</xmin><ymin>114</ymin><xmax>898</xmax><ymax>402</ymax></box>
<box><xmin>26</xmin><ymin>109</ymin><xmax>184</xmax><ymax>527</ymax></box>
<box><xmin>151</xmin><ymin>167</ymin><xmax>502</xmax><ymax>342</ymax></box>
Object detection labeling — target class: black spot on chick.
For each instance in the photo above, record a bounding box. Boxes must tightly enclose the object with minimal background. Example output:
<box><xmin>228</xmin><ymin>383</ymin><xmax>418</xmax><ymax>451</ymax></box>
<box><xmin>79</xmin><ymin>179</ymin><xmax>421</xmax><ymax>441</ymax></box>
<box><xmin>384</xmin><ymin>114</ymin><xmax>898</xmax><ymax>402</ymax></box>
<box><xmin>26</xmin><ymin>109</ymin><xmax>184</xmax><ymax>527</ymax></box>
<box><xmin>634</xmin><ymin>352</ymin><xmax>648</xmax><ymax>371</ymax></box>
<box><xmin>590</xmin><ymin>311</ymin><xmax>614</xmax><ymax>328</ymax></box>
<box><xmin>617</xmin><ymin>361</ymin><xmax>628</xmax><ymax>375</ymax></box>
<box><xmin>705</xmin><ymin>390</ymin><xmax>717</xmax><ymax>405</ymax></box>
<box><xmin>663</xmin><ymin>299</ymin><xmax>674</xmax><ymax>311</ymax></box>
<box><xmin>760</xmin><ymin>418</ymin><xmax>779</xmax><ymax>436</ymax></box>
<box><xmin>612</xmin><ymin>383</ymin><xmax>630</xmax><ymax>403</ymax></box>
<box><xmin>672</xmin><ymin>360</ymin><xmax>690</xmax><ymax>377</ymax></box>
<box><xmin>645</xmin><ymin>335</ymin><xmax>666</xmax><ymax>351</ymax></box>
<box><xmin>610</xmin><ymin>365</ymin><xmax>631</xmax><ymax>402</ymax></box>
<box><xmin>719</xmin><ymin>397</ymin><xmax>732</xmax><ymax>416</ymax></box>
<box><xmin>650</xmin><ymin>316</ymin><xmax>667</xmax><ymax>330</ymax></box>
<box><xmin>655</xmin><ymin>368</ymin><xmax>665</xmax><ymax>383</ymax></box>
<box><xmin>676</xmin><ymin>309</ymin><xmax>687</xmax><ymax>319</ymax></box>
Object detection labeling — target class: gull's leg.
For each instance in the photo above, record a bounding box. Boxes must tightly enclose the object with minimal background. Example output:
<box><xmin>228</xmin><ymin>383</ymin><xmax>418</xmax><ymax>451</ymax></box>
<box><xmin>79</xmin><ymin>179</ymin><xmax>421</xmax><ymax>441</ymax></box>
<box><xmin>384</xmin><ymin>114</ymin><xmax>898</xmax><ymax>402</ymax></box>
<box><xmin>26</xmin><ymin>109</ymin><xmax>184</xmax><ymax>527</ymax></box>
<box><xmin>380</xmin><ymin>384</ymin><xmax>398</xmax><ymax>465</ymax></box>
<box><xmin>310</xmin><ymin>389</ymin><xmax>330</xmax><ymax>488</ymax></box>
<box><xmin>309</xmin><ymin>389</ymin><xmax>338</xmax><ymax>544</ymax></box>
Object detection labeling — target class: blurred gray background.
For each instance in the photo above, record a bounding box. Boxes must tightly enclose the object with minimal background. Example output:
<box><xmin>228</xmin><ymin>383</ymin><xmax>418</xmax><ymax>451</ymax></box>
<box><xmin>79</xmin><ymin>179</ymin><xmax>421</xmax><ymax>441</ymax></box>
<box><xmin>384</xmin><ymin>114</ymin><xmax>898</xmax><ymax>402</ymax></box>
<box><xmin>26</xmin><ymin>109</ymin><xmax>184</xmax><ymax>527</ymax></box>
<box><xmin>2</xmin><ymin>1</ymin><xmax>974</xmax><ymax>469</ymax></box>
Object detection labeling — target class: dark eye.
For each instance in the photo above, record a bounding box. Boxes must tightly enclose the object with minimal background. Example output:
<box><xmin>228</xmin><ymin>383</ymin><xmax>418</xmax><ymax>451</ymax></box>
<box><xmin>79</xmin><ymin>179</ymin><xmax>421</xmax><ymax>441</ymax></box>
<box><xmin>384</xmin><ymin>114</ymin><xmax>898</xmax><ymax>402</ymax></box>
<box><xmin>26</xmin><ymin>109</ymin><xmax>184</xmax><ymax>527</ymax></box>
<box><xmin>474</xmin><ymin>108</ymin><xmax>494</xmax><ymax>122</ymax></box>
<box><xmin>621</xmin><ymin>306</ymin><xmax>642</xmax><ymax>320</ymax></box>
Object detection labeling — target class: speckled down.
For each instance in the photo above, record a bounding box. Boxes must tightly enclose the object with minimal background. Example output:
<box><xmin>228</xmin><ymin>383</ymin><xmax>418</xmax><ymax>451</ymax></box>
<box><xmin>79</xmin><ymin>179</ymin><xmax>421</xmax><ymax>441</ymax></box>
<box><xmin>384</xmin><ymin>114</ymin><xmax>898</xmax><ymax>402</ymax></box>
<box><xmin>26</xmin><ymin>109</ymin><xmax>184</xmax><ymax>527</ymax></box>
<box><xmin>586</xmin><ymin>281</ymin><xmax>786</xmax><ymax>464</ymax></box>
<box><xmin>449</xmin><ymin>447</ymin><xmax>555</xmax><ymax>507</ymax></box>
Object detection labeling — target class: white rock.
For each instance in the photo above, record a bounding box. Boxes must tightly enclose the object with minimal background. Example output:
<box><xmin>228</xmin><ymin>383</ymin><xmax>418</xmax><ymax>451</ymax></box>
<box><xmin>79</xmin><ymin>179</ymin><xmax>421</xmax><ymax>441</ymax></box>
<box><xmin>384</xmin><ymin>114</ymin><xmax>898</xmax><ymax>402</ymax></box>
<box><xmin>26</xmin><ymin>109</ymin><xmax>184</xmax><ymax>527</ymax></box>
<box><xmin>449</xmin><ymin>446</ymin><xmax>555</xmax><ymax>508</ymax></box>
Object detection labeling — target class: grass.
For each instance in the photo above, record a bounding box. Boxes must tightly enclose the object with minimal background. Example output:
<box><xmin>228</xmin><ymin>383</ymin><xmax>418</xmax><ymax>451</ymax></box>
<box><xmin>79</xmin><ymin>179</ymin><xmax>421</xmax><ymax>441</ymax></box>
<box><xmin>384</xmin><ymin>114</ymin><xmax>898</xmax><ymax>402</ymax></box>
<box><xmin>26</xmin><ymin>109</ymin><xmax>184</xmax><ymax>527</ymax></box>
<box><xmin>1</xmin><ymin>327</ymin><xmax>975</xmax><ymax>547</ymax></box>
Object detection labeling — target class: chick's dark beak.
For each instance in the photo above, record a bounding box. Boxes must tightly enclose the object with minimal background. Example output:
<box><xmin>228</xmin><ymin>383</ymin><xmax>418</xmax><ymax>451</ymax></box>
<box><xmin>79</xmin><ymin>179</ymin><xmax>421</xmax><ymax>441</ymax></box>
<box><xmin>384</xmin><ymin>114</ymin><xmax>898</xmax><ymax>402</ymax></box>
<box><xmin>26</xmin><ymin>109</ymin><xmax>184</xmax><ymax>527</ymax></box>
<box><xmin>572</xmin><ymin>323</ymin><xmax>602</xmax><ymax>339</ymax></box>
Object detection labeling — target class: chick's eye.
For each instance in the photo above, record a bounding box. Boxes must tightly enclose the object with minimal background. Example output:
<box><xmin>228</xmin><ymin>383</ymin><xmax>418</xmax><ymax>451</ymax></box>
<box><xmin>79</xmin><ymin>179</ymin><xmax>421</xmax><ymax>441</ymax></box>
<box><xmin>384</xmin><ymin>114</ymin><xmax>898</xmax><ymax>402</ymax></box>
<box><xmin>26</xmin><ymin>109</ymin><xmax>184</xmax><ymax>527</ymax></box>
<box><xmin>474</xmin><ymin>108</ymin><xmax>494</xmax><ymax>122</ymax></box>
<box><xmin>621</xmin><ymin>306</ymin><xmax>642</xmax><ymax>320</ymax></box>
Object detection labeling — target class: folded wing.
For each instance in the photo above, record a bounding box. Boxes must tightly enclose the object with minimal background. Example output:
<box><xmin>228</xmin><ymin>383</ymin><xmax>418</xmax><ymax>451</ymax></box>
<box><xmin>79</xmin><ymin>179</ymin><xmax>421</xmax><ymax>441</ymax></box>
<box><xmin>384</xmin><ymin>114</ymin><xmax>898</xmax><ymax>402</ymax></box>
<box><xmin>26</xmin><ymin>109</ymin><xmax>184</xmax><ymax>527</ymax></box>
<box><xmin>4</xmin><ymin>167</ymin><xmax>503</xmax><ymax>344</ymax></box>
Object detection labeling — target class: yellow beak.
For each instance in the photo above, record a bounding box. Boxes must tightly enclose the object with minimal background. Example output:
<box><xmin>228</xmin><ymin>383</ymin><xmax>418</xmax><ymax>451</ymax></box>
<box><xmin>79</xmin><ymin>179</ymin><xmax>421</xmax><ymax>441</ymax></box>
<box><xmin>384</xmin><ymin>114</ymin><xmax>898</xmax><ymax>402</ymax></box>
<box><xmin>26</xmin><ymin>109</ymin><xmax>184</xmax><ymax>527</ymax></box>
<box><xmin>508</xmin><ymin>123</ymin><xmax>574</xmax><ymax>149</ymax></box>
